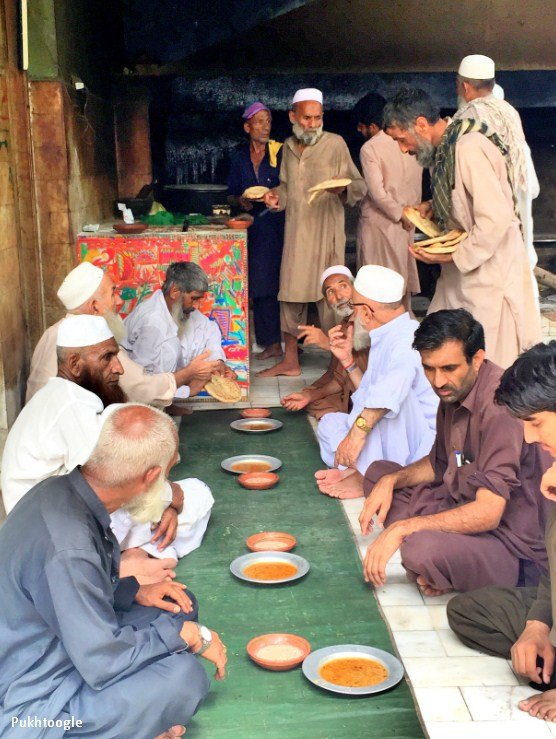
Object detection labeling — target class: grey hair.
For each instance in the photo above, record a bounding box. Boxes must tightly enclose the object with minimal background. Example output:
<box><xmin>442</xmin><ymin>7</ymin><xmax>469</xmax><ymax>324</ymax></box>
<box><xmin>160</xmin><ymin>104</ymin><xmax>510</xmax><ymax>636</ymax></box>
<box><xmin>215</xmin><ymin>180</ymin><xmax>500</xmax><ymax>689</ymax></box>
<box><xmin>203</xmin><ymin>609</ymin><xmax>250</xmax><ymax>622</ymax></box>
<box><xmin>83</xmin><ymin>404</ymin><xmax>178</xmax><ymax>487</ymax></box>
<box><xmin>457</xmin><ymin>75</ymin><xmax>495</xmax><ymax>92</ymax></box>
<box><xmin>162</xmin><ymin>261</ymin><xmax>209</xmax><ymax>295</ymax></box>
<box><xmin>383</xmin><ymin>87</ymin><xmax>441</xmax><ymax>130</ymax></box>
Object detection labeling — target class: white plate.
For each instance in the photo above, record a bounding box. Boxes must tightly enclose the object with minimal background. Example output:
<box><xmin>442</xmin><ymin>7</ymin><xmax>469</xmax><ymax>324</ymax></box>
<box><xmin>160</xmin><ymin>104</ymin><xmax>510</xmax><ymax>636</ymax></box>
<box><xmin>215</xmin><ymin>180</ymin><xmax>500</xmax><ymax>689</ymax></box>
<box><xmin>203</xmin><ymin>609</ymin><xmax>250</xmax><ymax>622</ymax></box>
<box><xmin>302</xmin><ymin>645</ymin><xmax>404</xmax><ymax>695</ymax></box>
<box><xmin>221</xmin><ymin>454</ymin><xmax>282</xmax><ymax>474</ymax></box>
<box><xmin>230</xmin><ymin>419</ymin><xmax>283</xmax><ymax>434</ymax></box>
<box><xmin>230</xmin><ymin>551</ymin><xmax>309</xmax><ymax>585</ymax></box>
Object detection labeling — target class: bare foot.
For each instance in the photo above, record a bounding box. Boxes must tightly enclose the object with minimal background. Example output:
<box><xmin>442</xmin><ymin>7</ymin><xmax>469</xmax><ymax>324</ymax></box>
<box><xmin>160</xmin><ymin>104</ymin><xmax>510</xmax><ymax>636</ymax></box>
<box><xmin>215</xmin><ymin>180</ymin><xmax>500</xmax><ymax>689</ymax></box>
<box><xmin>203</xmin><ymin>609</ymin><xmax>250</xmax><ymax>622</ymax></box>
<box><xmin>317</xmin><ymin>470</ymin><xmax>364</xmax><ymax>499</ymax></box>
<box><xmin>155</xmin><ymin>725</ymin><xmax>186</xmax><ymax>738</ymax></box>
<box><xmin>257</xmin><ymin>360</ymin><xmax>301</xmax><ymax>377</ymax></box>
<box><xmin>519</xmin><ymin>689</ymin><xmax>556</xmax><ymax>721</ymax></box>
<box><xmin>416</xmin><ymin>575</ymin><xmax>452</xmax><ymax>597</ymax></box>
<box><xmin>120</xmin><ymin>549</ymin><xmax>178</xmax><ymax>584</ymax></box>
<box><xmin>255</xmin><ymin>343</ymin><xmax>283</xmax><ymax>360</ymax></box>
<box><xmin>314</xmin><ymin>468</ymin><xmax>353</xmax><ymax>485</ymax></box>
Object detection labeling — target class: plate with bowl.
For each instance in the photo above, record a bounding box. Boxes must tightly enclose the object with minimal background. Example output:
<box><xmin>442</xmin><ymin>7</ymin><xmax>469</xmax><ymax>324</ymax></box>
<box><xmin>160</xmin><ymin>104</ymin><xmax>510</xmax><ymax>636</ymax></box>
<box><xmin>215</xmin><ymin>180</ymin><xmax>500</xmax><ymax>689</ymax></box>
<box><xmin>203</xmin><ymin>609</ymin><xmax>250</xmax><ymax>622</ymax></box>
<box><xmin>230</xmin><ymin>418</ymin><xmax>282</xmax><ymax>434</ymax></box>
<box><xmin>221</xmin><ymin>454</ymin><xmax>282</xmax><ymax>475</ymax></box>
<box><xmin>247</xmin><ymin>633</ymin><xmax>311</xmax><ymax>671</ymax></box>
<box><xmin>230</xmin><ymin>551</ymin><xmax>309</xmax><ymax>585</ymax></box>
<box><xmin>246</xmin><ymin>531</ymin><xmax>296</xmax><ymax>552</ymax></box>
<box><xmin>240</xmin><ymin>408</ymin><xmax>272</xmax><ymax>419</ymax></box>
<box><xmin>238</xmin><ymin>472</ymin><xmax>279</xmax><ymax>490</ymax></box>
<box><xmin>302</xmin><ymin>645</ymin><xmax>403</xmax><ymax>696</ymax></box>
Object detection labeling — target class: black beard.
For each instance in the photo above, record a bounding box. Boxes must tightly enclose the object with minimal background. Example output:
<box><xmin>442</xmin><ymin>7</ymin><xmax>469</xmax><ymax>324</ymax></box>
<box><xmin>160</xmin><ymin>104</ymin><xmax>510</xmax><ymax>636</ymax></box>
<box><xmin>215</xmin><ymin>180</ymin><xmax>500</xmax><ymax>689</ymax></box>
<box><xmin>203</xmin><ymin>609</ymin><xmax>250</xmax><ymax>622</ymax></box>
<box><xmin>78</xmin><ymin>367</ymin><xmax>127</xmax><ymax>407</ymax></box>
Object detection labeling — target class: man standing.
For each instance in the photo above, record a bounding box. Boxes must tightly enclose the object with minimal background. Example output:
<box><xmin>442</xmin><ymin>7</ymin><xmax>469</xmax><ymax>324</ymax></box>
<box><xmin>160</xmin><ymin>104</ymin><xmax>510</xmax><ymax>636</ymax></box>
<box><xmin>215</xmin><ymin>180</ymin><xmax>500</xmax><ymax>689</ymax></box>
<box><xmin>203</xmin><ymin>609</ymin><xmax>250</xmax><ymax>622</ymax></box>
<box><xmin>281</xmin><ymin>266</ymin><xmax>369</xmax><ymax>420</ymax></box>
<box><xmin>358</xmin><ymin>310</ymin><xmax>550</xmax><ymax>596</ymax></box>
<box><xmin>447</xmin><ymin>341</ymin><xmax>556</xmax><ymax>721</ymax></box>
<box><xmin>383</xmin><ymin>87</ymin><xmax>541</xmax><ymax>368</ymax></box>
<box><xmin>227</xmin><ymin>101</ymin><xmax>285</xmax><ymax>360</ymax></box>
<box><xmin>123</xmin><ymin>262</ymin><xmax>236</xmax><ymax>390</ymax></box>
<box><xmin>315</xmin><ymin>265</ymin><xmax>437</xmax><ymax>499</ymax></box>
<box><xmin>0</xmin><ymin>404</ymin><xmax>227</xmax><ymax>738</ymax></box>
<box><xmin>354</xmin><ymin>93</ymin><xmax>423</xmax><ymax>310</ymax></box>
<box><xmin>261</xmin><ymin>87</ymin><xmax>366</xmax><ymax>377</ymax></box>
<box><xmin>454</xmin><ymin>54</ymin><xmax>540</xmax><ymax>286</ymax></box>
<box><xmin>2</xmin><ymin>315</ymin><xmax>214</xmax><ymax>580</ymax></box>
<box><xmin>26</xmin><ymin>262</ymin><xmax>213</xmax><ymax>406</ymax></box>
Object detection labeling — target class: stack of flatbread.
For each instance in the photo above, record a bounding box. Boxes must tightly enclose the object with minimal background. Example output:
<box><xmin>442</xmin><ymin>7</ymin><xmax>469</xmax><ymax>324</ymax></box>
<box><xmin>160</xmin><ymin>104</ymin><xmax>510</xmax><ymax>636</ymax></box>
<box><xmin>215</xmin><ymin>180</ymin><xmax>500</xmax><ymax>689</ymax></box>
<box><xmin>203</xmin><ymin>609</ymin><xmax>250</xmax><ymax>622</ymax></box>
<box><xmin>242</xmin><ymin>186</ymin><xmax>270</xmax><ymax>201</ymax></box>
<box><xmin>307</xmin><ymin>178</ymin><xmax>352</xmax><ymax>205</ymax></box>
<box><xmin>205</xmin><ymin>375</ymin><xmax>243</xmax><ymax>403</ymax></box>
<box><xmin>403</xmin><ymin>207</ymin><xmax>466</xmax><ymax>254</ymax></box>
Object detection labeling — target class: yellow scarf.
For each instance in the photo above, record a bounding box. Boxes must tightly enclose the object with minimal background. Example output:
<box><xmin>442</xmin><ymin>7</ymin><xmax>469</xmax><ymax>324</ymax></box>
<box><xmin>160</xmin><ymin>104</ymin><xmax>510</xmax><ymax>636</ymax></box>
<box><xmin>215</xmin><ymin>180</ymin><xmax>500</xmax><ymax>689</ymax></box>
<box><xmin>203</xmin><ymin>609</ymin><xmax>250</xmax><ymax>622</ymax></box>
<box><xmin>268</xmin><ymin>140</ymin><xmax>283</xmax><ymax>169</ymax></box>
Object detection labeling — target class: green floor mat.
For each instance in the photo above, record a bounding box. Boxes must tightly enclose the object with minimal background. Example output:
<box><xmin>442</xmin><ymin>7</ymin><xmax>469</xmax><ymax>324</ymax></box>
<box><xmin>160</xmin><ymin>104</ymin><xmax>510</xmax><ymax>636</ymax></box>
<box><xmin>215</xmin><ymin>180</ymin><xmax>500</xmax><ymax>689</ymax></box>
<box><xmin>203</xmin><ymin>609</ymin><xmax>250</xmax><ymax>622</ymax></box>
<box><xmin>173</xmin><ymin>408</ymin><xmax>424</xmax><ymax>739</ymax></box>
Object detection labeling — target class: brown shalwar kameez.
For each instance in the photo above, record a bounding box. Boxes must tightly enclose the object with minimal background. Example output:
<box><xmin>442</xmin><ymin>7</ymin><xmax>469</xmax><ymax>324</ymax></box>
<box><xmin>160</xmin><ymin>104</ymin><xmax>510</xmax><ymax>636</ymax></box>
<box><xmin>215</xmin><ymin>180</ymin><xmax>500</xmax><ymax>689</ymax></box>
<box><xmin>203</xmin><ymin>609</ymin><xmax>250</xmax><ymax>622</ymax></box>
<box><xmin>364</xmin><ymin>360</ymin><xmax>551</xmax><ymax>592</ymax></box>
<box><xmin>306</xmin><ymin>341</ymin><xmax>369</xmax><ymax>420</ymax></box>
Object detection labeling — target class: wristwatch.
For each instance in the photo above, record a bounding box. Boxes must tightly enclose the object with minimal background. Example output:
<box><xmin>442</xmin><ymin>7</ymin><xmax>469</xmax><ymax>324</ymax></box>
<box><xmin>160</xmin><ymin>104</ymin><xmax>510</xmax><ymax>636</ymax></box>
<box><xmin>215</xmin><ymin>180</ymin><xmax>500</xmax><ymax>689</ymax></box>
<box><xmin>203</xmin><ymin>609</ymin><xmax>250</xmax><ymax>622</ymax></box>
<box><xmin>355</xmin><ymin>415</ymin><xmax>372</xmax><ymax>433</ymax></box>
<box><xmin>196</xmin><ymin>624</ymin><xmax>213</xmax><ymax>655</ymax></box>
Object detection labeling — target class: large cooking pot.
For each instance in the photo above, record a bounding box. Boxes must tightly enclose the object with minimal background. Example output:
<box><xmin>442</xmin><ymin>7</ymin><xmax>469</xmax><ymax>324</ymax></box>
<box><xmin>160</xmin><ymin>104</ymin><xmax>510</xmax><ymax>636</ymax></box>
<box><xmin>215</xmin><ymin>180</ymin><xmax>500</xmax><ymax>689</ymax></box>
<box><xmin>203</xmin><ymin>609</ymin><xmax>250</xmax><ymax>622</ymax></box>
<box><xmin>163</xmin><ymin>184</ymin><xmax>228</xmax><ymax>215</ymax></box>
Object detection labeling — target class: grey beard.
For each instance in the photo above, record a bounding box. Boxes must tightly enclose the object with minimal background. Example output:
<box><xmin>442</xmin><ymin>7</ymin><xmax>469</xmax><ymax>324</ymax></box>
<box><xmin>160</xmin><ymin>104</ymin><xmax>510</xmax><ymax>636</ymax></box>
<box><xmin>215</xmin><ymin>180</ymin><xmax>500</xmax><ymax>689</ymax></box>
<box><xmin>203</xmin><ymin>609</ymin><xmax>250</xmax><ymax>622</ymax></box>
<box><xmin>122</xmin><ymin>472</ymin><xmax>167</xmax><ymax>524</ymax></box>
<box><xmin>332</xmin><ymin>303</ymin><xmax>353</xmax><ymax>321</ymax></box>
<box><xmin>292</xmin><ymin>122</ymin><xmax>323</xmax><ymax>146</ymax></box>
<box><xmin>353</xmin><ymin>315</ymin><xmax>371</xmax><ymax>352</ymax></box>
<box><xmin>170</xmin><ymin>301</ymin><xmax>190</xmax><ymax>341</ymax></box>
<box><xmin>103</xmin><ymin>310</ymin><xmax>127</xmax><ymax>345</ymax></box>
<box><xmin>457</xmin><ymin>95</ymin><xmax>468</xmax><ymax>111</ymax></box>
<box><xmin>414</xmin><ymin>138</ymin><xmax>436</xmax><ymax>168</ymax></box>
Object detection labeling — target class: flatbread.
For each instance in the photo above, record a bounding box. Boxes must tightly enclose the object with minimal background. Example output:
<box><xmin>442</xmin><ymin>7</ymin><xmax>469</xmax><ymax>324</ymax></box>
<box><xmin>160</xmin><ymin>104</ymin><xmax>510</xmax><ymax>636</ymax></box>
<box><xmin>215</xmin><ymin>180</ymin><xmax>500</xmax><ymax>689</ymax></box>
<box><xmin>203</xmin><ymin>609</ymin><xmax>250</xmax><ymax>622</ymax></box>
<box><xmin>243</xmin><ymin>186</ymin><xmax>270</xmax><ymax>201</ymax></box>
<box><xmin>420</xmin><ymin>231</ymin><xmax>467</xmax><ymax>251</ymax></box>
<box><xmin>307</xmin><ymin>177</ymin><xmax>353</xmax><ymax>193</ymax></box>
<box><xmin>205</xmin><ymin>375</ymin><xmax>242</xmax><ymax>403</ymax></box>
<box><xmin>403</xmin><ymin>207</ymin><xmax>442</xmax><ymax>238</ymax></box>
<box><xmin>416</xmin><ymin>230</ymin><xmax>463</xmax><ymax>247</ymax></box>
<box><xmin>418</xmin><ymin>244</ymin><xmax>458</xmax><ymax>254</ymax></box>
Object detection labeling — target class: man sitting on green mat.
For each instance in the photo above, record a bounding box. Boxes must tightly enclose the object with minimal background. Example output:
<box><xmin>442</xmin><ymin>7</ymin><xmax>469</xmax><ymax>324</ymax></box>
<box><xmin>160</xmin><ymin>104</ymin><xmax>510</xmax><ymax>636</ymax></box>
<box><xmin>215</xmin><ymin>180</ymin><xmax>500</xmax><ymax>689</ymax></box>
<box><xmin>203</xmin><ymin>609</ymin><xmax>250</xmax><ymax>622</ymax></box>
<box><xmin>448</xmin><ymin>342</ymin><xmax>556</xmax><ymax>722</ymax></box>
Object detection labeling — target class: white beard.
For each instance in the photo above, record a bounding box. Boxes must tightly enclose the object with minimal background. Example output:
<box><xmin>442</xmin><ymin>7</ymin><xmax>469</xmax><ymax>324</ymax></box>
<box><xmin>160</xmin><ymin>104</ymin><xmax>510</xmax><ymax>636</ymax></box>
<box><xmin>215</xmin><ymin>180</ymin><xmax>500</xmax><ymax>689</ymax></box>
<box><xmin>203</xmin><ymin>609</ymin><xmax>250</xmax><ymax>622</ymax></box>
<box><xmin>457</xmin><ymin>95</ymin><xmax>468</xmax><ymax>110</ymax></box>
<box><xmin>292</xmin><ymin>122</ymin><xmax>324</xmax><ymax>146</ymax></box>
<box><xmin>332</xmin><ymin>303</ymin><xmax>353</xmax><ymax>321</ymax></box>
<box><xmin>103</xmin><ymin>310</ymin><xmax>127</xmax><ymax>345</ymax></box>
<box><xmin>170</xmin><ymin>301</ymin><xmax>193</xmax><ymax>342</ymax></box>
<box><xmin>353</xmin><ymin>315</ymin><xmax>371</xmax><ymax>352</ymax></box>
<box><xmin>122</xmin><ymin>472</ymin><xmax>167</xmax><ymax>524</ymax></box>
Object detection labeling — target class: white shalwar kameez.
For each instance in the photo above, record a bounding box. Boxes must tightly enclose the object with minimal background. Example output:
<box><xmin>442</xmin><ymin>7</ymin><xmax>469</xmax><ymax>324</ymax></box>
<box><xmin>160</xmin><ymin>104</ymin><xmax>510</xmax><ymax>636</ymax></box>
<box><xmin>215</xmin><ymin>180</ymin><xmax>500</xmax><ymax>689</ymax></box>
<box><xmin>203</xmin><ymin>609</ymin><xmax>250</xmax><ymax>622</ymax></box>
<box><xmin>123</xmin><ymin>290</ymin><xmax>225</xmax><ymax>400</ymax></box>
<box><xmin>1</xmin><ymin>377</ymin><xmax>213</xmax><ymax>557</ymax></box>
<box><xmin>317</xmin><ymin>314</ymin><xmax>438</xmax><ymax>474</ymax></box>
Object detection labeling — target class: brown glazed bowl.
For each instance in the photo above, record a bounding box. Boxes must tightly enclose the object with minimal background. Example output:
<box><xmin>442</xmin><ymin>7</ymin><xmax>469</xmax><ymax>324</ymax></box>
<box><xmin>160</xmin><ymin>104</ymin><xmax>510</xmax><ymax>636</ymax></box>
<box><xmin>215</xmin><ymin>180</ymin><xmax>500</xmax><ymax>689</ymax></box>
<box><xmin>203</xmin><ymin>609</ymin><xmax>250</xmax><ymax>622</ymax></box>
<box><xmin>247</xmin><ymin>633</ymin><xmax>311</xmax><ymax>671</ymax></box>
<box><xmin>113</xmin><ymin>222</ymin><xmax>148</xmax><ymax>234</ymax></box>
<box><xmin>238</xmin><ymin>472</ymin><xmax>279</xmax><ymax>490</ymax></box>
<box><xmin>226</xmin><ymin>216</ymin><xmax>253</xmax><ymax>229</ymax></box>
<box><xmin>240</xmin><ymin>408</ymin><xmax>272</xmax><ymax>419</ymax></box>
<box><xmin>245</xmin><ymin>531</ymin><xmax>297</xmax><ymax>552</ymax></box>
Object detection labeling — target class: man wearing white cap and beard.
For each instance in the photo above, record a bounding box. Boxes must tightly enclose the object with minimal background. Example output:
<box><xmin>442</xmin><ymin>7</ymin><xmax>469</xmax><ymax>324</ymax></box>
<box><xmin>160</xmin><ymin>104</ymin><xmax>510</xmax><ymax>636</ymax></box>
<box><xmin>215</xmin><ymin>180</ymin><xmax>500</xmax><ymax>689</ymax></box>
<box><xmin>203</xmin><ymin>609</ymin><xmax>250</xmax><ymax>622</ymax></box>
<box><xmin>383</xmin><ymin>87</ymin><xmax>541</xmax><ymax>368</ymax></box>
<box><xmin>26</xmin><ymin>262</ymin><xmax>214</xmax><ymax>406</ymax></box>
<box><xmin>2</xmin><ymin>315</ymin><xmax>214</xmax><ymax>584</ymax></box>
<box><xmin>281</xmin><ymin>265</ymin><xmax>370</xmax><ymax>419</ymax></box>
<box><xmin>454</xmin><ymin>55</ymin><xmax>540</xmax><ymax>298</ymax></box>
<box><xmin>261</xmin><ymin>88</ymin><xmax>366</xmax><ymax>378</ymax></box>
<box><xmin>315</xmin><ymin>265</ymin><xmax>438</xmax><ymax>499</ymax></box>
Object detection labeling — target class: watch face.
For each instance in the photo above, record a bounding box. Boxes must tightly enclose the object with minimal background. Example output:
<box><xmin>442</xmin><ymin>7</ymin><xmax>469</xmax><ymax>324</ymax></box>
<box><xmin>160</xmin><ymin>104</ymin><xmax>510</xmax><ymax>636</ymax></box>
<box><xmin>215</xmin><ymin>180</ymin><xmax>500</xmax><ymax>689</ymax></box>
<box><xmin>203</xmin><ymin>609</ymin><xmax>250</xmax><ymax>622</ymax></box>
<box><xmin>199</xmin><ymin>625</ymin><xmax>212</xmax><ymax>642</ymax></box>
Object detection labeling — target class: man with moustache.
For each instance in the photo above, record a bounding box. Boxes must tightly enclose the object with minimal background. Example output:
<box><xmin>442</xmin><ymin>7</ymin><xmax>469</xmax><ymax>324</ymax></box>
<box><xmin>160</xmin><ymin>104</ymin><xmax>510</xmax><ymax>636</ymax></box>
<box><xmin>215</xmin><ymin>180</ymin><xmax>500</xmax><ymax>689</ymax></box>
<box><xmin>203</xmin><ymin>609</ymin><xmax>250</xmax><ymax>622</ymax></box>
<box><xmin>2</xmin><ymin>315</ymin><xmax>214</xmax><ymax>583</ymax></box>
<box><xmin>281</xmin><ymin>265</ymin><xmax>369</xmax><ymax>420</ymax></box>
<box><xmin>383</xmin><ymin>87</ymin><xmax>540</xmax><ymax>368</ymax></box>
<box><xmin>123</xmin><ymin>262</ymin><xmax>236</xmax><ymax>387</ymax></box>
<box><xmin>0</xmin><ymin>404</ymin><xmax>227</xmax><ymax>738</ymax></box>
<box><xmin>447</xmin><ymin>342</ymin><xmax>556</xmax><ymax>722</ymax></box>
<box><xmin>315</xmin><ymin>265</ymin><xmax>438</xmax><ymax>500</ymax></box>
<box><xmin>358</xmin><ymin>310</ymin><xmax>550</xmax><ymax>597</ymax></box>
<box><xmin>227</xmin><ymin>101</ymin><xmax>285</xmax><ymax>360</ymax></box>
<box><xmin>26</xmin><ymin>263</ymin><xmax>213</xmax><ymax>406</ymax></box>
<box><xmin>260</xmin><ymin>87</ymin><xmax>366</xmax><ymax>378</ymax></box>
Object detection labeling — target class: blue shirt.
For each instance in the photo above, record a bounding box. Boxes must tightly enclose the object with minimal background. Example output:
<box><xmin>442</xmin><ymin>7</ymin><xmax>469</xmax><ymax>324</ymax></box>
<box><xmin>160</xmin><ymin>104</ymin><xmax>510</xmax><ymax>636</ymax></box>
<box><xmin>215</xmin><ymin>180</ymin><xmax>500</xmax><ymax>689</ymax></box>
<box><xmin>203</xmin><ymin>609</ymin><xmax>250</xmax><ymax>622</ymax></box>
<box><xmin>0</xmin><ymin>469</ymin><xmax>186</xmax><ymax>729</ymax></box>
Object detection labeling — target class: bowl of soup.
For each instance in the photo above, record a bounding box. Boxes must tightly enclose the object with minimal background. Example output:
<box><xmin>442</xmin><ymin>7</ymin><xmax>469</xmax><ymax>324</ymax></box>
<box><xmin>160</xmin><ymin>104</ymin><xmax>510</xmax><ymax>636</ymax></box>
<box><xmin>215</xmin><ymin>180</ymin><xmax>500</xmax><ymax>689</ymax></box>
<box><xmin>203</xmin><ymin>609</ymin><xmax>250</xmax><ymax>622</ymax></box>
<box><xmin>247</xmin><ymin>633</ymin><xmax>311</xmax><ymax>671</ymax></box>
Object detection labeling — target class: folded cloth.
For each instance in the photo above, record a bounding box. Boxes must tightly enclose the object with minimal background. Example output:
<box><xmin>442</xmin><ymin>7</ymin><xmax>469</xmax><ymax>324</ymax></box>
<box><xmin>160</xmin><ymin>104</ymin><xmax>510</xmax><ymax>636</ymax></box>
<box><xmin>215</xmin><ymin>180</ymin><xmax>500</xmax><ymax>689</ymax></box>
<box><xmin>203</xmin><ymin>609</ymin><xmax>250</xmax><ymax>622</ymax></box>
<box><xmin>110</xmin><ymin>478</ymin><xmax>215</xmax><ymax>560</ymax></box>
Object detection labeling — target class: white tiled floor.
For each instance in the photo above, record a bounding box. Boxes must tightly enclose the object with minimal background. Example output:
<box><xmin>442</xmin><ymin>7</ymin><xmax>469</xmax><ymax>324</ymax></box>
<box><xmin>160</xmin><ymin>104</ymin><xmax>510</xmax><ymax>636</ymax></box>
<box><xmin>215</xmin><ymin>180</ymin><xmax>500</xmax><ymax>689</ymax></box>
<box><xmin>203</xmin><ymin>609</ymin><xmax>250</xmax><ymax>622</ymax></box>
<box><xmin>240</xmin><ymin>338</ymin><xmax>556</xmax><ymax>737</ymax></box>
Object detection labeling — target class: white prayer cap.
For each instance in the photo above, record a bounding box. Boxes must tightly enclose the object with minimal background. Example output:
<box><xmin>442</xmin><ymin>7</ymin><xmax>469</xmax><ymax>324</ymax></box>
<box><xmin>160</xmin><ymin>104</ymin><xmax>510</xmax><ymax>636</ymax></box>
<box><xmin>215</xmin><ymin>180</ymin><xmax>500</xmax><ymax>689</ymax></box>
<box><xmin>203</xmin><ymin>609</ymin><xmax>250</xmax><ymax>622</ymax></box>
<box><xmin>57</xmin><ymin>262</ymin><xmax>105</xmax><ymax>310</ymax></box>
<box><xmin>56</xmin><ymin>315</ymin><xmax>114</xmax><ymax>348</ymax></box>
<box><xmin>291</xmin><ymin>88</ymin><xmax>323</xmax><ymax>106</ymax></box>
<box><xmin>354</xmin><ymin>265</ymin><xmax>404</xmax><ymax>303</ymax></box>
<box><xmin>320</xmin><ymin>265</ymin><xmax>354</xmax><ymax>288</ymax></box>
<box><xmin>458</xmin><ymin>54</ymin><xmax>495</xmax><ymax>80</ymax></box>
<box><xmin>492</xmin><ymin>84</ymin><xmax>505</xmax><ymax>100</ymax></box>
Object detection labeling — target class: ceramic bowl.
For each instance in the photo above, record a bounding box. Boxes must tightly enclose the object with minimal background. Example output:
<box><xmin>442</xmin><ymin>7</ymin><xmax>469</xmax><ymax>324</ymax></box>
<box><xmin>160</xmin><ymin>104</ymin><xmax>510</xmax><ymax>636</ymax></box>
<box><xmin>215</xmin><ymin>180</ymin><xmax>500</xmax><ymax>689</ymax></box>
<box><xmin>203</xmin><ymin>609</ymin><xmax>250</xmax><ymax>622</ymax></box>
<box><xmin>226</xmin><ymin>217</ymin><xmax>253</xmax><ymax>229</ymax></box>
<box><xmin>247</xmin><ymin>633</ymin><xmax>311</xmax><ymax>671</ymax></box>
<box><xmin>238</xmin><ymin>472</ymin><xmax>279</xmax><ymax>490</ymax></box>
<box><xmin>113</xmin><ymin>222</ymin><xmax>148</xmax><ymax>234</ymax></box>
<box><xmin>240</xmin><ymin>408</ymin><xmax>272</xmax><ymax>419</ymax></box>
<box><xmin>246</xmin><ymin>531</ymin><xmax>296</xmax><ymax>552</ymax></box>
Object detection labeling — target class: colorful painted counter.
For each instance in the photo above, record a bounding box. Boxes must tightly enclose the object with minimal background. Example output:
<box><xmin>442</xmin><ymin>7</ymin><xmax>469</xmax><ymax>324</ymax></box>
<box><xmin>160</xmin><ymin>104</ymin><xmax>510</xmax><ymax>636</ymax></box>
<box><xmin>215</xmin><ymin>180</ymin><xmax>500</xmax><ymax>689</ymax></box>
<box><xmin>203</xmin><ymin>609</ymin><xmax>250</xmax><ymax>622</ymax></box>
<box><xmin>76</xmin><ymin>226</ymin><xmax>249</xmax><ymax>397</ymax></box>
